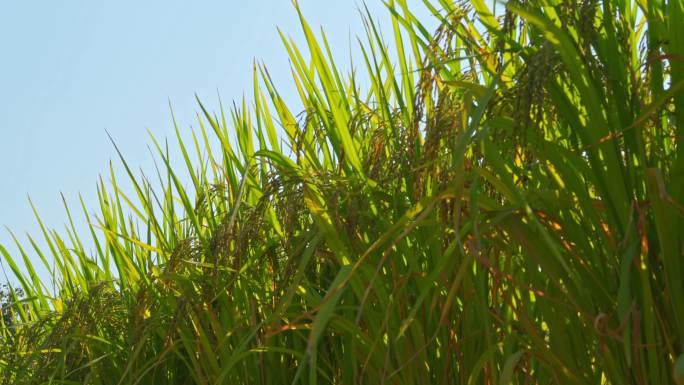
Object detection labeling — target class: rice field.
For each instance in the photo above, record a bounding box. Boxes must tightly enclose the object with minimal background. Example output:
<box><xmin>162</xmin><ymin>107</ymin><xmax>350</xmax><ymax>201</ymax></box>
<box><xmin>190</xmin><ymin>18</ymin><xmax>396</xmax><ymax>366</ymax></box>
<box><xmin>1</xmin><ymin>0</ymin><xmax>684</xmax><ymax>383</ymax></box>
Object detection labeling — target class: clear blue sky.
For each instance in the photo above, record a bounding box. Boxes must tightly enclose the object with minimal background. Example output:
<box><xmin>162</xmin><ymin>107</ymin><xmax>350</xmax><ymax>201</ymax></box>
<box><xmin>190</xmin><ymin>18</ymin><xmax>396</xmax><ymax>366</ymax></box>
<box><xmin>0</xmin><ymin>1</ymin><xmax>432</xmax><ymax>281</ymax></box>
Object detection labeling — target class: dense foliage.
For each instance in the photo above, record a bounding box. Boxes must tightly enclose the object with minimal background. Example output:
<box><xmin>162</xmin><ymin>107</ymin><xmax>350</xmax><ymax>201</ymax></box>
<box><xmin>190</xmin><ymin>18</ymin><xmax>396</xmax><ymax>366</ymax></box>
<box><xmin>2</xmin><ymin>0</ymin><xmax>684</xmax><ymax>383</ymax></box>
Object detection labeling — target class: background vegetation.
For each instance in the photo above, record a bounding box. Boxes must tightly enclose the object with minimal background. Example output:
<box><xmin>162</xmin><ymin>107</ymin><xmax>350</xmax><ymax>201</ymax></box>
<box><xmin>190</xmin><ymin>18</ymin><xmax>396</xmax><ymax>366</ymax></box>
<box><xmin>1</xmin><ymin>0</ymin><xmax>683</xmax><ymax>383</ymax></box>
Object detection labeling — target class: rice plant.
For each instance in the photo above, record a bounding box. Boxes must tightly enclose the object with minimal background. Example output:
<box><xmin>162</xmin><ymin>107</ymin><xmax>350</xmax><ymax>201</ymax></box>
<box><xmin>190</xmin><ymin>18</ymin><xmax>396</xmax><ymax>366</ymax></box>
<box><xmin>1</xmin><ymin>0</ymin><xmax>683</xmax><ymax>383</ymax></box>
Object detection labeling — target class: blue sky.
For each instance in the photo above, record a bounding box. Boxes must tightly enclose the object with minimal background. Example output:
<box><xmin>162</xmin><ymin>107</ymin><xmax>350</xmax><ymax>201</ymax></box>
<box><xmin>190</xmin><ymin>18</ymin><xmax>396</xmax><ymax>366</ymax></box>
<box><xmin>0</xmin><ymin>1</ymin><xmax>432</xmax><ymax>281</ymax></box>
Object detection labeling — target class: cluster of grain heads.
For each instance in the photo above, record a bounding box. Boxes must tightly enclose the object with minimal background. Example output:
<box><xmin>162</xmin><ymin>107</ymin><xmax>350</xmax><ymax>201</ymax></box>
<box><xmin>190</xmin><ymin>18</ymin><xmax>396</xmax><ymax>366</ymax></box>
<box><xmin>1</xmin><ymin>0</ymin><xmax>683</xmax><ymax>383</ymax></box>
